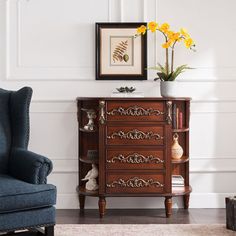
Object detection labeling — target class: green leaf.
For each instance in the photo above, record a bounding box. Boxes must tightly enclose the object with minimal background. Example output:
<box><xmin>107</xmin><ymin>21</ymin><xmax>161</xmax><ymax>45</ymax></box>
<box><xmin>148</xmin><ymin>63</ymin><xmax>167</xmax><ymax>75</ymax></box>
<box><xmin>156</xmin><ymin>72</ymin><xmax>168</xmax><ymax>81</ymax></box>
<box><xmin>170</xmin><ymin>64</ymin><xmax>194</xmax><ymax>81</ymax></box>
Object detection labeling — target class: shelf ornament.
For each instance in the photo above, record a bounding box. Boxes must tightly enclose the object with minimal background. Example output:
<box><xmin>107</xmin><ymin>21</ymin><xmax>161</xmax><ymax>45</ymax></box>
<box><xmin>81</xmin><ymin>108</ymin><xmax>97</xmax><ymax>131</ymax></box>
<box><xmin>171</xmin><ymin>133</ymin><xmax>184</xmax><ymax>160</ymax></box>
<box><xmin>82</xmin><ymin>164</ymin><xmax>99</xmax><ymax>191</ymax></box>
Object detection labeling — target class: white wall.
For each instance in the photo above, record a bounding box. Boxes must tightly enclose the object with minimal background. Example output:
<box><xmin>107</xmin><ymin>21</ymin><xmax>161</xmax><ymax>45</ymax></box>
<box><xmin>1</xmin><ymin>0</ymin><xmax>236</xmax><ymax>209</ymax></box>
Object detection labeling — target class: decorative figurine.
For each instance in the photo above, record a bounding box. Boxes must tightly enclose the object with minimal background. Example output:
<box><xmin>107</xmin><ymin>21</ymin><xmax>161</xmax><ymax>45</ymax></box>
<box><xmin>116</xmin><ymin>86</ymin><xmax>136</xmax><ymax>93</ymax></box>
<box><xmin>82</xmin><ymin>164</ymin><xmax>99</xmax><ymax>191</ymax></box>
<box><xmin>82</xmin><ymin>108</ymin><xmax>97</xmax><ymax>131</ymax></box>
<box><xmin>171</xmin><ymin>133</ymin><xmax>184</xmax><ymax>160</ymax></box>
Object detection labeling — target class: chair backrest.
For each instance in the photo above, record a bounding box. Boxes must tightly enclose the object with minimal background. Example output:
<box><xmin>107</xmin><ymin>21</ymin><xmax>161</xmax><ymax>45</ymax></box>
<box><xmin>0</xmin><ymin>87</ymin><xmax>32</xmax><ymax>174</ymax></box>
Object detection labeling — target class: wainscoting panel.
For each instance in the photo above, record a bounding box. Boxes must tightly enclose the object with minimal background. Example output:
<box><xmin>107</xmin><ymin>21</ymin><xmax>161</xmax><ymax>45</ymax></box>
<box><xmin>155</xmin><ymin>0</ymin><xmax>236</xmax><ymax>82</ymax></box>
<box><xmin>25</xmin><ymin>101</ymin><xmax>236</xmax><ymax>208</ymax></box>
<box><xmin>6</xmin><ymin>0</ymin><xmax>109</xmax><ymax>80</ymax></box>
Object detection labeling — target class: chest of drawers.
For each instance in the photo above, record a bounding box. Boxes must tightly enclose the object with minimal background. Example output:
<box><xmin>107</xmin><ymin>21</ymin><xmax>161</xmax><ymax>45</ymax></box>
<box><xmin>77</xmin><ymin>97</ymin><xmax>191</xmax><ymax>218</ymax></box>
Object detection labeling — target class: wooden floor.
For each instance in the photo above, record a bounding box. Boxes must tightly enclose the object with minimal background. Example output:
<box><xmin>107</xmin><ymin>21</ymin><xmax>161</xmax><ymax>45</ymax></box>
<box><xmin>56</xmin><ymin>209</ymin><xmax>226</xmax><ymax>224</ymax></box>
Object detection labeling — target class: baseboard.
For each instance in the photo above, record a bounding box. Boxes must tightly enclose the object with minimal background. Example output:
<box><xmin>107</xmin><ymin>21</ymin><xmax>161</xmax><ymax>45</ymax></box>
<box><xmin>56</xmin><ymin>193</ymin><xmax>230</xmax><ymax>209</ymax></box>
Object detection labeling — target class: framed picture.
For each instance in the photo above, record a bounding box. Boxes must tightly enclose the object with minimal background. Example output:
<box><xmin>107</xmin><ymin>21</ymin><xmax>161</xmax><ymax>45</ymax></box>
<box><xmin>96</xmin><ymin>22</ymin><xmax>147</xmax><ymax>80</ymax></box>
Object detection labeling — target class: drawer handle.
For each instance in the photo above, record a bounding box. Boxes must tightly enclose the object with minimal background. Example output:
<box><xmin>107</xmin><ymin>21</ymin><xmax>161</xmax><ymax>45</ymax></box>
<box><xmin>107</xmin><ymin>105</ymin><xmax>164</xmax><ymax>116</ymax></box>
<box><xmin>107</xmin><ymin>129</ymin><xmax>164</xmax><ymax>140</ymax></box>
<box><xmin>107</xmin><ymin>153</ymin><xmax>164</xmax><ymax>164</ymax></box>
<box><xmin>106</xmin><ymin>177</ymin><xmax>164</xmax><ymax>188</ymax></box>
<box><xmin>99</xmin><ymin>100</ymin><xmax>106</xmax><ymax>125</ymax></box>
<box><xmin>166</xmin><ymin>101</ymin><xmax>172</xmax><ymax>125</ymax></box>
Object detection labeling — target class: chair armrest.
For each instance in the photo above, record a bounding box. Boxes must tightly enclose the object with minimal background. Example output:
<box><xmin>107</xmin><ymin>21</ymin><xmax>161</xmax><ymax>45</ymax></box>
<box><xmin>9</xmin><ymin>148</ymin><xmax>53</xmax><ymax>184</ymax></box>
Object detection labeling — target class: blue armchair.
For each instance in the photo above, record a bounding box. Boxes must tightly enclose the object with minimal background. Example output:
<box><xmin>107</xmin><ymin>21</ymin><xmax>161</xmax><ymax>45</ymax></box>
<box><xmin>0</xmin><ymin>87</ymin><xmax>56</xmax><ymax>235</ymax></box>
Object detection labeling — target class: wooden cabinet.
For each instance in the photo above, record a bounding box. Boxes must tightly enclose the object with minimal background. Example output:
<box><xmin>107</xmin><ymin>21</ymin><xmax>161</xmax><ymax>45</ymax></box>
<box><xmin>77</xmin><ymin>97</ymin><xmax>191</xmax><ymax>218</ymax></box>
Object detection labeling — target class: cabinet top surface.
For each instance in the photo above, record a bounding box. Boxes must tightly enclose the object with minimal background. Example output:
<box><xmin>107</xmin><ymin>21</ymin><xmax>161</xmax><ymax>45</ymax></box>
<box><xmin>76</xmin><ymin>97</ymin><xmax>191</xmax><ymax>101</ymax></box>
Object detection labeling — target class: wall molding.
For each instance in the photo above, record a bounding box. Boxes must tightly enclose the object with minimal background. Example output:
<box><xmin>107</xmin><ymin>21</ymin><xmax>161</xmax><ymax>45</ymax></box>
<box><xmin>50</xmin><ymin>158</ymin><xmax>236</xmax><ymax>174</ymax></box>
<box><xmin>120</xmin><ymin>0</ymin><xmax>124</xmax><ymax>22</ymax></box>
<box><xmin>5</xmin><ymin>0</ymin><xmax>110</xmax><ymax>80</ymax></box>
<box><xmin>29</xmin><ymin>98</ymin><xmax>236</xmax><ymax>103</ymax></box>
<box><xmin>5</xmin><ymin>0</ymin><xmax>236</xmax><ymax>81</ymax></box>
<box><xmin>29</xmin><ymin>99</ymin><xmax>236</xmax><ymax>115</ymax></box>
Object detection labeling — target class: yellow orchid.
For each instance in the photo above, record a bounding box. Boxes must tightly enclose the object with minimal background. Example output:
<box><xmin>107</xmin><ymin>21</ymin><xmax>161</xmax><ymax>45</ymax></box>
<box><xmin>137</xmin><ymin>25</ymin><xmax>147</xmax><ymax>35</ymax></box>
<box><xmin>172</xmin><ymin>32</ymin><xmax>181</xmax><ymax>41</ymax></box>
<box><xmin>184</xmin><ymin>38</ymin><xmax>194</xmax><ymax>48</ymax></box>
<box><xmin>148</xmin><ymin>21</ymin><xmax>158</xmax><ymax>32</ymax></box>
<box><xmin>180</xmin><ymin>28</ymin><xmax>190</xmax><ymax>38</ymax></box>
<box><xmin>135</xmin><ymin>21</ymin><xmax>196</xmax><ymax>81</ymax></box>
<box><xmin>159</xmin><ymin>23</ymin><xmax>170</xmax><ymax>33</ymax></box>
<box><xmin>168</xmin><ymin>31</ymin><xmax>181</xmax><ymax>41</ymax></box>
<box><xmin>167</xmin><ymin>31</ymin><xmax>175</xmax><ymax>39</ymax></box>
<box><xmin>162</xmin><ymin>40</ymin><xmax>172</xmax><ymax>48</ymax></box>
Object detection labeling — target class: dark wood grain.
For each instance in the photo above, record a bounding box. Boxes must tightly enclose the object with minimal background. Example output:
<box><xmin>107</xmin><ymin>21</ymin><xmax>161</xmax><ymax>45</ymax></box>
<box><xmin>77</xmin><ymin>98</ymin><xmax>191</xmax><ymax>218</ymax></box>
<box><xmin>106</xmin><ymin>101</ymin><xmax>164</xmax><ymax>121</ymax></box>
<box><xmin>106</xmin><ymin>149</ymin><xmax>165</xmax><ymax>170</ymax></box>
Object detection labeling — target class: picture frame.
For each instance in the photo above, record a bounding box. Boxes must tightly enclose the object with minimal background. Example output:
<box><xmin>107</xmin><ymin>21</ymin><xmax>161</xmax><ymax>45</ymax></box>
<box><xmin>96</xmin><ymin>22</ymin><xmax>147</xmax><ymax>80</ymax></box>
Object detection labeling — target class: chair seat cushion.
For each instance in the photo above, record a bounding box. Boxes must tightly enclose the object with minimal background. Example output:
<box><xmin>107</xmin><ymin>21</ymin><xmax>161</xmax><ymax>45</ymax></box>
<box><xmin>0</xmin><ymin>175</ymin><xmax>56</xmax><ymax>213</ymax></box>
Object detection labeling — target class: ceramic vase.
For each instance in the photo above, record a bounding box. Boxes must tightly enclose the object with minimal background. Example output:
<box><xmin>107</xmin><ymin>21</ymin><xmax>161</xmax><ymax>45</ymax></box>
<box><xmin>160</xmin><ymin>81</ymin><xmax>180</xmax><ymax>98</ymax></box>
<box><xmin>171</xmin><ymin>133</ymin><xmax>183</xmax><ymax>160</ymax></box>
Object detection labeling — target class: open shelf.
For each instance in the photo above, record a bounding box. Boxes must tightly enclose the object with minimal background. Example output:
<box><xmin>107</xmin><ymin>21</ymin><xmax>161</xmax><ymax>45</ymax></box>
<box><xmin>172</xmin><ymin>128</ymin><xmax>189</xmax><ymax>133</ymax></box>
<box><xmin>172</xmin><ymin>185</ymin><xmax>192</xmax><ymax>196</ymax></box>
<box><xmin>79</xmin><ymin>127</ymin><xmax>97</xmax><ymax>133</ymax></box>
<box><xmin>172</xmin><ymin>156</ymin><xmax>189</xmax><ymax>164</ymax></box>
<box><xmin>77</xmin><ymin>186</ymin><xmax>98</xmax><ymax>196</ymax></box>
<box><xmin>79</xmin><ymin>156</ymin><xmax>99</xmax><ymax>164</ymax></box>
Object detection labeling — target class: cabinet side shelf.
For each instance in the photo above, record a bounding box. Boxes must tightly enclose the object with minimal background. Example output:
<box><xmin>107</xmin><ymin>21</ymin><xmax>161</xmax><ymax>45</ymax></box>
<box><xmin>172</xmin><ymin>185</ymin><xmax>192</xmax><ymax>196</ymax></box>
<box><xmin>78</xmin><ymin>186</ymin><xmax>98</xmax><ymax>196</ymax></box>
<box><xmin>172</xmin><ymin>156</ymin><xmax>189</xmax><ymax>164</ymax></box>
<box><xmin>172</xmin><ymin>128</ymin><xmax>189</xmax><ymax>133</ymax></box>
<box><xmin>79</xmin><ymin>128</ymin><xmax>97</xmax><ymax>133</ymax></box>
<box><xmin>79</xmin><ymin>157</ymin><xmax>99</xmax><ymax>164</ymax></box>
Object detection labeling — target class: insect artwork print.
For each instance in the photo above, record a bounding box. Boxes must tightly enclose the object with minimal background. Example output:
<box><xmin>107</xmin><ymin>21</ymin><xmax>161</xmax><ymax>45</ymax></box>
<box><xmin>110</xmin><ymin>36</ymin><xmax>134</xmax><ymax>66</ymax></box>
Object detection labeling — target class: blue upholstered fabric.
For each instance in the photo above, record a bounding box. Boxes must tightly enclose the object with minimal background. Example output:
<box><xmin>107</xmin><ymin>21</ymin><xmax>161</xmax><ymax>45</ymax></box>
<box><xmin>0</xmin><ymin>207</ymin><xmax>55</xmax><ymax>232</ymax></box>
<box><xmin>0</xmin><ymin>89</ymin><xmax>11</xmax><ymax>174</ymax></box>
<box><xmin>10</xmin><ymin>87</ymin><xmax>32</xmax><ymax>149</ymax></box>
<box><xmin>0</xmin><ymin>175</ymin><xmax>56</xmax><ymax>213</ymax></box>
<box><xmin>0</xmin><ymin>87</ymin><xmax>56</xmax><ymax>232</ymax></box>
<box><xmin>0</xmin><ymin>87</ymin><xmax>32</xmax><ymax>174</ymax></box>
<box><xmin>9</xmin><ymin>148</ymin><xmax>53</xmax><ymax>184</ymax></box>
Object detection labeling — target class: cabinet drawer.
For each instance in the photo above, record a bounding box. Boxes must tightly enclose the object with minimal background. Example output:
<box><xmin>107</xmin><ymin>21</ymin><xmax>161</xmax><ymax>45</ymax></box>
<box><xmin>106</xmin><ymin>150</ymin><xmax>165</xmax><ymax>170</ymax></box>
<box><xmin>106</xmin><ymin>101</ymin><xmax>164</xmax><ymax>122</ymax></box>
<box><xmin>106</xmin><ymin>125</ymin><xmax>164</xmax><ymax>146</ymax></box>
<box><xmin>106</xmin><ymin>173</ymin><xmax>164</xmax><ymax>194</ymax></box>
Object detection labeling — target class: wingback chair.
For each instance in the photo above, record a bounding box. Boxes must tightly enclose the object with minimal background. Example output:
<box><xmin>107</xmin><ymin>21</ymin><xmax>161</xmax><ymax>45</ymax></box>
<box><xmin>0</xmin><ymin>87</ymin><xmax>56</xmax><ymax>235</ymax></box>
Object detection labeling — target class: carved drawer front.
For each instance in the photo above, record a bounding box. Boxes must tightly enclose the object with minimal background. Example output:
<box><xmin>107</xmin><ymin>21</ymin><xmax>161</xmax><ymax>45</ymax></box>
<box><xmin>106</xmin><ymin>173</ymin><xmax>164</xmax><ymax>194</ymax></box>
<box><xmin>106</xmin><ymin>150</ymin><xmax>165</xmax><ymax>170</ymax></box>
<box><xmin>106</xmin><ymin>101</ymin><xmax>164</xmax><ymax>121</ymax></box>
<box><xmin>106</xmin><ymin>126</ymin><xmax>164</xmax><ymax>146</ymax></box>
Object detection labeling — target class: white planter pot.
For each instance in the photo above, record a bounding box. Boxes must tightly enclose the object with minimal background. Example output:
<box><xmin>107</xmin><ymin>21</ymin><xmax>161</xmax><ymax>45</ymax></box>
<box><xmin>160</xmin><ymin>81</ymin><xmax>181</xmax><ymax>98</ymax></box>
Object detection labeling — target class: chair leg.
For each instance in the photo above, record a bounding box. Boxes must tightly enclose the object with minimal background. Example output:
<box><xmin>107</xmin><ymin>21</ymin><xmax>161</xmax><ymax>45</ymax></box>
<box><xmin>45</xmin><ymin>226</ymin><xmax>54</xmax><ymax>236</ymax></box>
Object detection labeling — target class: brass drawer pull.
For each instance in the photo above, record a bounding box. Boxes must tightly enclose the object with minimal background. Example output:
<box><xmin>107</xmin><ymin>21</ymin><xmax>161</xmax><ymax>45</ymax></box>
<box><xmin>99</xmin><ymin>100</ymin><xmax>106</xmax><ymax>125</ymax></box>
<box><xmin>107</xmin><ymin>105</ymin><xmax>164</xmax><ymax>116</ymax></box>
<box><xmin>107</xmin><ymin>153</ymin><xmax>164</xmax><ymax>164</ymax></box>
<box><xmin>166</xmin><ymin>101</ymin><xmax>172</xmax><ymax>125</ymax></box>
<box><xmin>106</xmin><ymin>177</ymin><xmax>164</xmax><ymax>188</ymax></box>
<box><xmin>107</xmin><ymin>129</ymin><xmax>163</xmax><ymax>140</ymax></box>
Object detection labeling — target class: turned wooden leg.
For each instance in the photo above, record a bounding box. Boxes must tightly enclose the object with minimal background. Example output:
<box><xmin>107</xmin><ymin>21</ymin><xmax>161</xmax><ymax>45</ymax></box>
<box><xmin>98</xmin><ymin>197</ymin><xmax>106</xmax><ymax>218</ymax></box>
<box><xmin>165</xmin><ymin>196</ymin><xmax>172</xmax><ymax>218</ymax></box>
<box><xmin>184</xmin><ymin>194</ymin><xmax>190</xmax><ymax>209</ymax></box>
<box><xmin>79</xmin><ymin>194</ymin><xmax>85</xmax><ymax>210</ymax></box>
<box><xmin>45</xmin><ymin>226</ymin><xmax>54</xmax><ymax>236</ymax></box>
